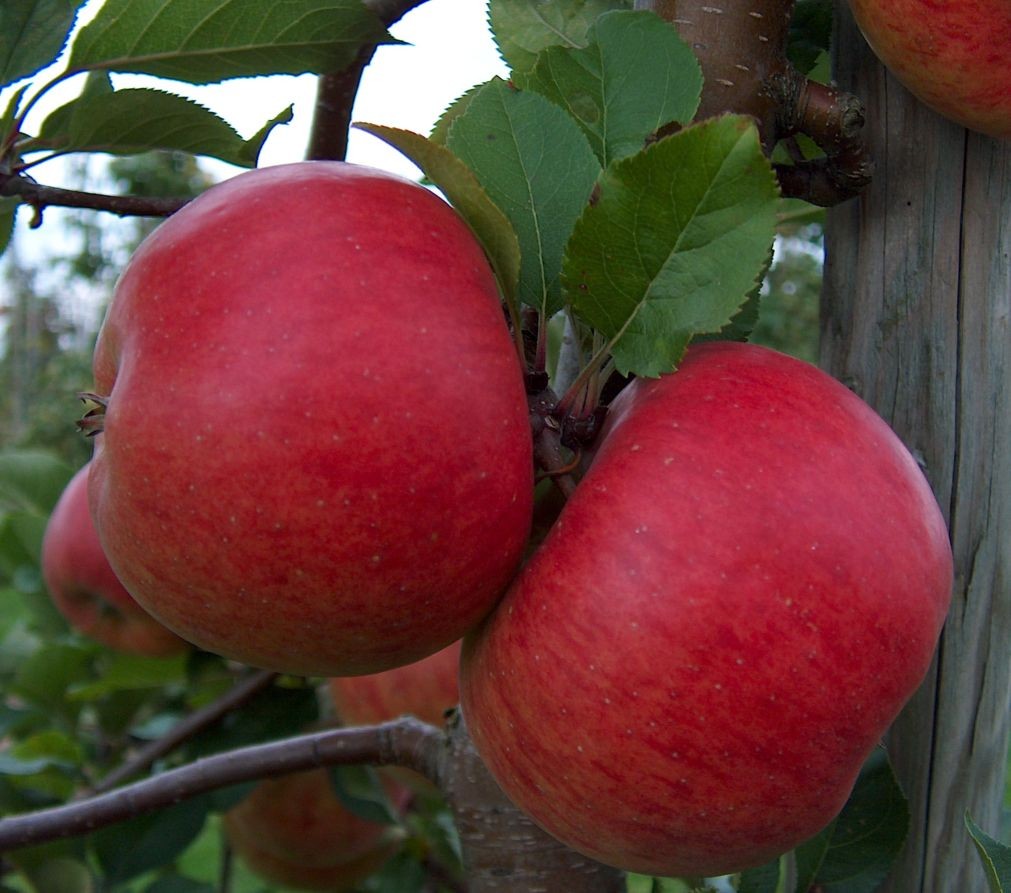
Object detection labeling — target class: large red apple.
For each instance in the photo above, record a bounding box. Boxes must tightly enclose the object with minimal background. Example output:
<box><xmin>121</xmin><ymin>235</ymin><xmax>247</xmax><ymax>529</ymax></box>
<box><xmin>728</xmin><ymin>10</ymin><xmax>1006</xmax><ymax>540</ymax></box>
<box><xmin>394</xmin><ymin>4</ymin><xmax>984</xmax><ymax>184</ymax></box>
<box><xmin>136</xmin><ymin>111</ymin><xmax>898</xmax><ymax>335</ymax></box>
<box><xmin>328</xmin><ymin>640</ymin><xmax>461</xmax><ymax>728</ymax></box>
<box><xmin>40</xmin><ymin>463</ymin><xmax>188</xmax><ymax>657</ymax></box>
<box><xmin>460</xmin><ymin>341</ymin><xmax>953</xmax><ymax>877</ymax></box>
<box><xmin>846</xmin><ymin>0</ymin><xmax>1011</xmax><ymax>138</ymax></box>
<box><xmin>223</xmin><ymin>768</ymin><xmax>407</xmax><ymax>892</ymax></box>
<box><xmin>88</xmin><ymin>161</ymin><xmax>533</xmax><ymax>676</ymax></box>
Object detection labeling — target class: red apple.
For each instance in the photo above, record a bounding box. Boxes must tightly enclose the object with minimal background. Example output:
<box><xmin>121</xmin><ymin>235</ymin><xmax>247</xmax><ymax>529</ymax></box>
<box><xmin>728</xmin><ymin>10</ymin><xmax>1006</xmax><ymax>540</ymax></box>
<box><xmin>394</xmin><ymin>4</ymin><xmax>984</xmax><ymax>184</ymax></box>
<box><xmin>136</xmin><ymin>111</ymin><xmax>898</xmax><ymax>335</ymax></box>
<box><xmin>328</xmin><ymin>640</ymin><xmax>461</xmax><ymax>728</ymax></box>
<box><xmin>223</xmin><ymin>768</ymin><xmax>407</xmax><ymax>892</ymax></box>
<box><xmin>460</xmin><ymin>341</ymin><xmax>953</xmax><ymax>877</ymax></box>
<box><xmin>40</xmin><ymin>463</ymin><xmax>188</xmax><ymax>657</ymax></box>
<box><xmin>88</xmin><ymin>161</ymin><xmax>533</xmax><ymax>676</ymax></box>
<box><xmin>846</xmin><ymin>0</ymin><xmax>1011</xmax><ymax>138</ymax></box>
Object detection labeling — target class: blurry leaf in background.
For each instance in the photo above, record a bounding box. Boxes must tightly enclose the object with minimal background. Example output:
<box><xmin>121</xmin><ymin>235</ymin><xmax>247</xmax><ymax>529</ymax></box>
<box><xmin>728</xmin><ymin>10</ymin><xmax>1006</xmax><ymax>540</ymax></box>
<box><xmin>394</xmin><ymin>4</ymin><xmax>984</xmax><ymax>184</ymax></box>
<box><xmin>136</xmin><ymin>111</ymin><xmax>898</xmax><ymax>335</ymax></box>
<box><xmin>183</xmin><ymin>679</ymin><xmax>319</xmax><ymax>759</ymax></box>
<box><xmin>67</xmin><ymin>651</ymin><xmax>189</xmax><ymax>701</ymax></box>
<box><xmin>144</xmin><ymin>874</ymin><xmax>216</xmax><ymax>893</ymax></box>
<box><xmin>329</xmin><ymin>764</ymin><xmax>400</xmax><ymax>825</ymax></box>
<box><xmin>750</xmin><ymin>227</ymin><xmax>823</xmax><ymax>364</ymax></box>
<box><xmin>91</xmin><ymin>796</ymin><xmax>211</xmax><ymax>887</ymax></box>
<box><xmin>0</xmin><ymin>449</ymin><xmax>73</xmax><ymax>515</ymax></box>
<box><xmin>788</xmin><ymin>0</ymin><xmax>833</xmax><ymax>76</ymax></box>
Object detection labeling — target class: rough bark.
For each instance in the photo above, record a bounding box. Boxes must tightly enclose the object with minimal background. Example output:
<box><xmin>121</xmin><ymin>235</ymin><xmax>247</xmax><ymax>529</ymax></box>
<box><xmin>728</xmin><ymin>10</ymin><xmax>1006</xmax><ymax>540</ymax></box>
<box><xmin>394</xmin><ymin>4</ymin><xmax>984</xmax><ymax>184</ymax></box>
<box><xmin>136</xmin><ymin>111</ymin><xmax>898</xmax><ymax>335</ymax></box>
<box><xmin>441</xmin><ymin>713</ymin><xmax>626</xmax><ymax>893</ymax></box>
<box><xmin>635</xmin><ymin>0</ymin><xmax>872</xmax><ymax>205</ymax></box>
<box><xmin>823</xmin><ymin>6</ymin><xmax>1011</xmax><ymax>891</ymax></box>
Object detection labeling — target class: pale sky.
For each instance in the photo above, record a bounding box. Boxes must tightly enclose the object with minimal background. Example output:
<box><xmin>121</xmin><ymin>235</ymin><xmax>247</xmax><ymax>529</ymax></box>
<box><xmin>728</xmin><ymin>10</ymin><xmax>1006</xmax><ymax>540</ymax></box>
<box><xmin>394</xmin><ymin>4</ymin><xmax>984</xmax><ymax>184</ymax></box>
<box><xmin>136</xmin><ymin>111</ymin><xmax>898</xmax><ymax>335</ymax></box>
<box><xmin>7</xmin><ymin>0</ymin><xmax>509</xmax><ymax>185</ymax></box>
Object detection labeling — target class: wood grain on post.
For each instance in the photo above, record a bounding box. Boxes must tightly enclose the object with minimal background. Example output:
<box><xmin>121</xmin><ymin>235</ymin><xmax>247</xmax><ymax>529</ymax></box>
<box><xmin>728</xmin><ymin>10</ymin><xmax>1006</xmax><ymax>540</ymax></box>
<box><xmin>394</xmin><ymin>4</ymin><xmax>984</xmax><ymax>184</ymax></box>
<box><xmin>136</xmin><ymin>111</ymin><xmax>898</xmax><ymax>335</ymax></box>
<box><xmin>824</xmin><ymin>6</ymin><xmax>1011</xmax><ymax>891</ymax></box>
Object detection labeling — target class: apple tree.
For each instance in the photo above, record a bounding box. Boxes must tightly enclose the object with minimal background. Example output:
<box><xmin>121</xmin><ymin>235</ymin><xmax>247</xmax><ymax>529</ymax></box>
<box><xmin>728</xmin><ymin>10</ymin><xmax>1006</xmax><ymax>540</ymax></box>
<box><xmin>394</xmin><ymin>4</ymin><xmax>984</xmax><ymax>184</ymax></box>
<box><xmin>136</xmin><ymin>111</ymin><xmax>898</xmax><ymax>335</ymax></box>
<box><xmin>0</xmin><ymin>1</ymin><xmax>1007</xmax><ymax>892</ymax></box>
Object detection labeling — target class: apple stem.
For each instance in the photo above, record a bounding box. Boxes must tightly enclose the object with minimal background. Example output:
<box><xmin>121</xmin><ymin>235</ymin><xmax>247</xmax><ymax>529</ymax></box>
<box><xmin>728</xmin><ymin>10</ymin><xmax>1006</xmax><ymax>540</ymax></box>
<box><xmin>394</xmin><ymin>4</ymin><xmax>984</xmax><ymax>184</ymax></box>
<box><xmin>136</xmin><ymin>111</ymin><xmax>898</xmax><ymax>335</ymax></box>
<box><xmin>75</xmin><ymin>392</ymin><xmax>108</xmax><ymax>437</ymax></box>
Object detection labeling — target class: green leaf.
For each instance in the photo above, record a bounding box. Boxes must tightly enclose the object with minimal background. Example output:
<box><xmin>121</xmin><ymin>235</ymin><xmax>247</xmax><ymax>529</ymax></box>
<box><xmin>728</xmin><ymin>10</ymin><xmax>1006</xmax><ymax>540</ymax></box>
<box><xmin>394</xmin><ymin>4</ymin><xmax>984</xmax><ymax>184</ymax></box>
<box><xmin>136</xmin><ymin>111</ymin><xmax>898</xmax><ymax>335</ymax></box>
<box><xmin>17</xmin><ymin>856</ymin><xmax>92</xmax><ymax>893</ymax></box>
<box><xmin>794</xmin><ymin>748</ymin><xmax>909</xmax><ymax>892</ymax></box>
<box><xmin>91</xmin><ymin>797</ymin><xmax>210</xmax><ymax>885</ymax></box>
<box><xmin>0</xmin><ymin>0</ymin><xmax>84</xmax><ymax>88</ymax></box>
<box><xmin>777</xmin><ymin>196</ymin><xmax>826</xmax><ymax>232</ymax></box>
<box><xmin>0</xmin><ymin>449</ymin><xmax>73</xmax><ymax>515</ymax></box>
<box><xmin>328</xmin><ymin>764</ymin><xmax>399</xmax><ymax>825</ymax></box>
<box><xmin>517</xmin><ymin>10</ymin><xmax>701</xmax><ymax>167</ymax></box>
<box><xmin>966</xmin><ymin>814</ymin><xmax>1011</xmax><ymax>892</ymax></box>
<box><xmin>66</xmin><ymin>651</ymin><xmax>189</xmax><ymax>701</ymax></box>
<box><xmin>67</xmin><ymin>0</ymin><xmax>394</xmax><ymax>85</ymax></box>
<box><xmin>562</xmin><ymin>115</ymin><xmax>779</xmax><ymax>377</ymax></box>
<box><xmin>12</xmin><ymin>641</ymin><xmax>95</xmax><ymax>711</ymax></box>
<box><xmin>489</xmin><ymin>0</ymin><xmax>631</xmax><ymax>73</ymax></box>
<box><xmin>4</xmin><ymin>730</ymin><xmax>83</xmax><ymax>800</ymax></box>
<box><xmin>144</xmin><ymin>874</ymin><xmax>215</xmax><ymax>893</ymax></box>
<box><xmin>370</xmin><ymin>851</ymin><xmax>427</xmax><ymax>893</ymax></box>
<box><xmin>0</xmin><ymin>753</ymin><xmax>71</xmax><ymax>776</ymax></box>
<box><xmin>789</xmin><ymin>0</ymin><xmax>833</xmax><ymax>76</ymax></box>
<box><xmin>737</xmin><ymin>855</ymin><xmax>783</xmax><ymax>892</ymax></box>
<box><xmin>699</xmin><ymin>241</ymin><xmax>774</xmax><ymax>344</ymax></box>
<box><xmin>355</xmin><ymin>123</ymin><xmax>522</xmax><ymax>314</ymax></box>
<box><xmin>6</xmin><ymin>511</ymin><xmax>48</xmax><ymax>565</ymax></box>
<box><xmin>0</xmin><ymin>197</ymin><xmax>19</xmax><ymax>262</ymax></box>
<box><xmin>2</xmin><ymin>83</ymin><xmax>31</xmax><ymax>147</ymax></box>
<box><xmin>447</xmin><ymin>77</ymin><xmax>600</xmax><ymax>316</ymax></box>
<box><xmin>184</xmin><ymin>680</ymin><xmax>318</xmax><ymax>758</ymax></box>
<box><xmin>430</xmin><ymin>83</ymin><xmax>483</xmax><ymax>146</ymax></box>
<box><xmin>35</xmin><ymin>85</ymin><xmax>288</xmax><ymax>167</ymax></box>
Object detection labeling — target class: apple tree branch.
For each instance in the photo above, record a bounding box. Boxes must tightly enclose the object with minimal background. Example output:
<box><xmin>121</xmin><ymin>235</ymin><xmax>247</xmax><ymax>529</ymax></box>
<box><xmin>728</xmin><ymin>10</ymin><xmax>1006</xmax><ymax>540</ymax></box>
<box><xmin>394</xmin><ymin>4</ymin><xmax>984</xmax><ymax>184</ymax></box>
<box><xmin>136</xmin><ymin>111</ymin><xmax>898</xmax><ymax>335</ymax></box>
<box><xmin>0</xmin><ymin>718</ymin><xmax>444</xmax><ymax>853</ymax></box>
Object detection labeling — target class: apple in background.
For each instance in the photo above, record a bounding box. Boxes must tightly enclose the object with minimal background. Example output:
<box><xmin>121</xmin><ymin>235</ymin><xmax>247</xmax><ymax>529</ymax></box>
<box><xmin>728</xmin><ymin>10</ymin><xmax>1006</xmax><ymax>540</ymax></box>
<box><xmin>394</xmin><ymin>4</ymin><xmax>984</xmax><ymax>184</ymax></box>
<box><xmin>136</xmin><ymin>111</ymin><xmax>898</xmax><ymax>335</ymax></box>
<box><xmin>846</xmin><ymin>0</ymin><xmax>1011</xmax><ymax>138</ymax></box>
<box><xmin>40</xmin><ymin>463</ymin><xmax>189</xmax><ymax>657</ymax></box>
<box><xmin>224</xmin><ymin>768</ymin><xmax>408</xmax><ymax>892</ymax></box>
<box><xmin>88</xmin><ymin>161</ymin><xmax>533</xmax><ymax>677</ymax></box>
<box><xmin>328</xmin><ymin>640</ymin><xmax>461</xmax><ymax>728</ymax></box>
<box><xmin>461</xmin><ymin>341</ymin><xmax>953</xmax><ymax>877</ymax></box>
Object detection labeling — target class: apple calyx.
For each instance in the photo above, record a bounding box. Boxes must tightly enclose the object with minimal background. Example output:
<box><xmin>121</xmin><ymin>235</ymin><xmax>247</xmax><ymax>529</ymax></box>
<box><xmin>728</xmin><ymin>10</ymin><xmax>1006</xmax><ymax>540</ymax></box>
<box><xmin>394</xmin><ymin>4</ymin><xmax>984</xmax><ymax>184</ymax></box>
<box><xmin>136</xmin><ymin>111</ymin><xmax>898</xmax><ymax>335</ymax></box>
<box><xmin>76</xmin><ymin>392</ymin><xmax>108</xmax><ymax>437</ymax></box>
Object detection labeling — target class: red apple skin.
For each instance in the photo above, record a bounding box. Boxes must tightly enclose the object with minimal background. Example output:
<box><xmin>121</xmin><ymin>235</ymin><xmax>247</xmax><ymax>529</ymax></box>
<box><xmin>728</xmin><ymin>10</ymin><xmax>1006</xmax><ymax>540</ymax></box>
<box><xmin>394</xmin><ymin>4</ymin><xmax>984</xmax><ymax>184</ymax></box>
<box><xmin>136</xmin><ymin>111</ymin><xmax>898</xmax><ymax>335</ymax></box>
<box><xmin>460</xmin><ymin>341</ymin><xmax>953</xmax><ymax>877</ymax></box>
<box><xmin>847</xmin><ymin>0</ymin><xmax>1011</xmax><ymax>138</ymax></box>
<box><xmin>89</xmin><ymin>161</ymin><xmax>533</xmax><ymax>677</ymax></box>
<box><xmin>223</xmin><ymin>768</ymin><xmax>406</xmax><ymax>892</ymax></box>
<box><xmin>328</xmin><ymin>640</ymin><xmax>461</xmax><ymax>728</ymax></box>
<box><xmin>40</xmin><ymin>464</ymin><xmax>189</xmax><ymax>657</ymax></box>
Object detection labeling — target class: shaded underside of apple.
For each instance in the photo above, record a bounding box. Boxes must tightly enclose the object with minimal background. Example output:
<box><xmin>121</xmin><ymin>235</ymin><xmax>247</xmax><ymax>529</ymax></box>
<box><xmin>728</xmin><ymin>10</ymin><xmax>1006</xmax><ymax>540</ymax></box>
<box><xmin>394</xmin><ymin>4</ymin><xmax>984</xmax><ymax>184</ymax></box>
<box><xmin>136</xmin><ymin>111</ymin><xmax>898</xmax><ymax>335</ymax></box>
<box><xmin>847</xmin><ymin>0</ymin><xmax>1011</xmax><ymax>138</ymax></box>
<box><xmin>88</xmin><ymin>161</ymin><xmax>533</xmax><ymax>677</ymax></box>
<box><xmin>461</xmin><ymin>341</ymin><xmax>953</xmax><ymax>877</ymax></box>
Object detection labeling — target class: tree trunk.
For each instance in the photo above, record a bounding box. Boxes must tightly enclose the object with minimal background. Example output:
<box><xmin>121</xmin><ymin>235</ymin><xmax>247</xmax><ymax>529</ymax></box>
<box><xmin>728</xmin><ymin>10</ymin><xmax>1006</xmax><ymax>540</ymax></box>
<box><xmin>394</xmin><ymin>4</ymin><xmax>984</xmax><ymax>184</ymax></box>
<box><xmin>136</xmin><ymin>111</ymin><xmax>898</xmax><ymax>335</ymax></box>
<box><xmin>823</xmin><ymin>6</ymin><xmax>1011</xmax><ymax>891</ymax></box>
<box><xmin>441</xmin><ymin>713</ymin><xmax>626</xmax><ymax>893</ymax></box>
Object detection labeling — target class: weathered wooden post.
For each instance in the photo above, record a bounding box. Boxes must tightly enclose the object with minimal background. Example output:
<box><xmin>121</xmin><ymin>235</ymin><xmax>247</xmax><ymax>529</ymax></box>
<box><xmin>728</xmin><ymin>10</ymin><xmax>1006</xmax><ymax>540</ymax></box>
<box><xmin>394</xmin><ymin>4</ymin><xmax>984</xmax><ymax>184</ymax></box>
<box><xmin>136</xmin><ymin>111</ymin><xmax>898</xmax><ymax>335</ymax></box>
<box><xmin>824</xmin><ymin>5</ymin><xmax>1011</xmax><ymax>891</ymax></box>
